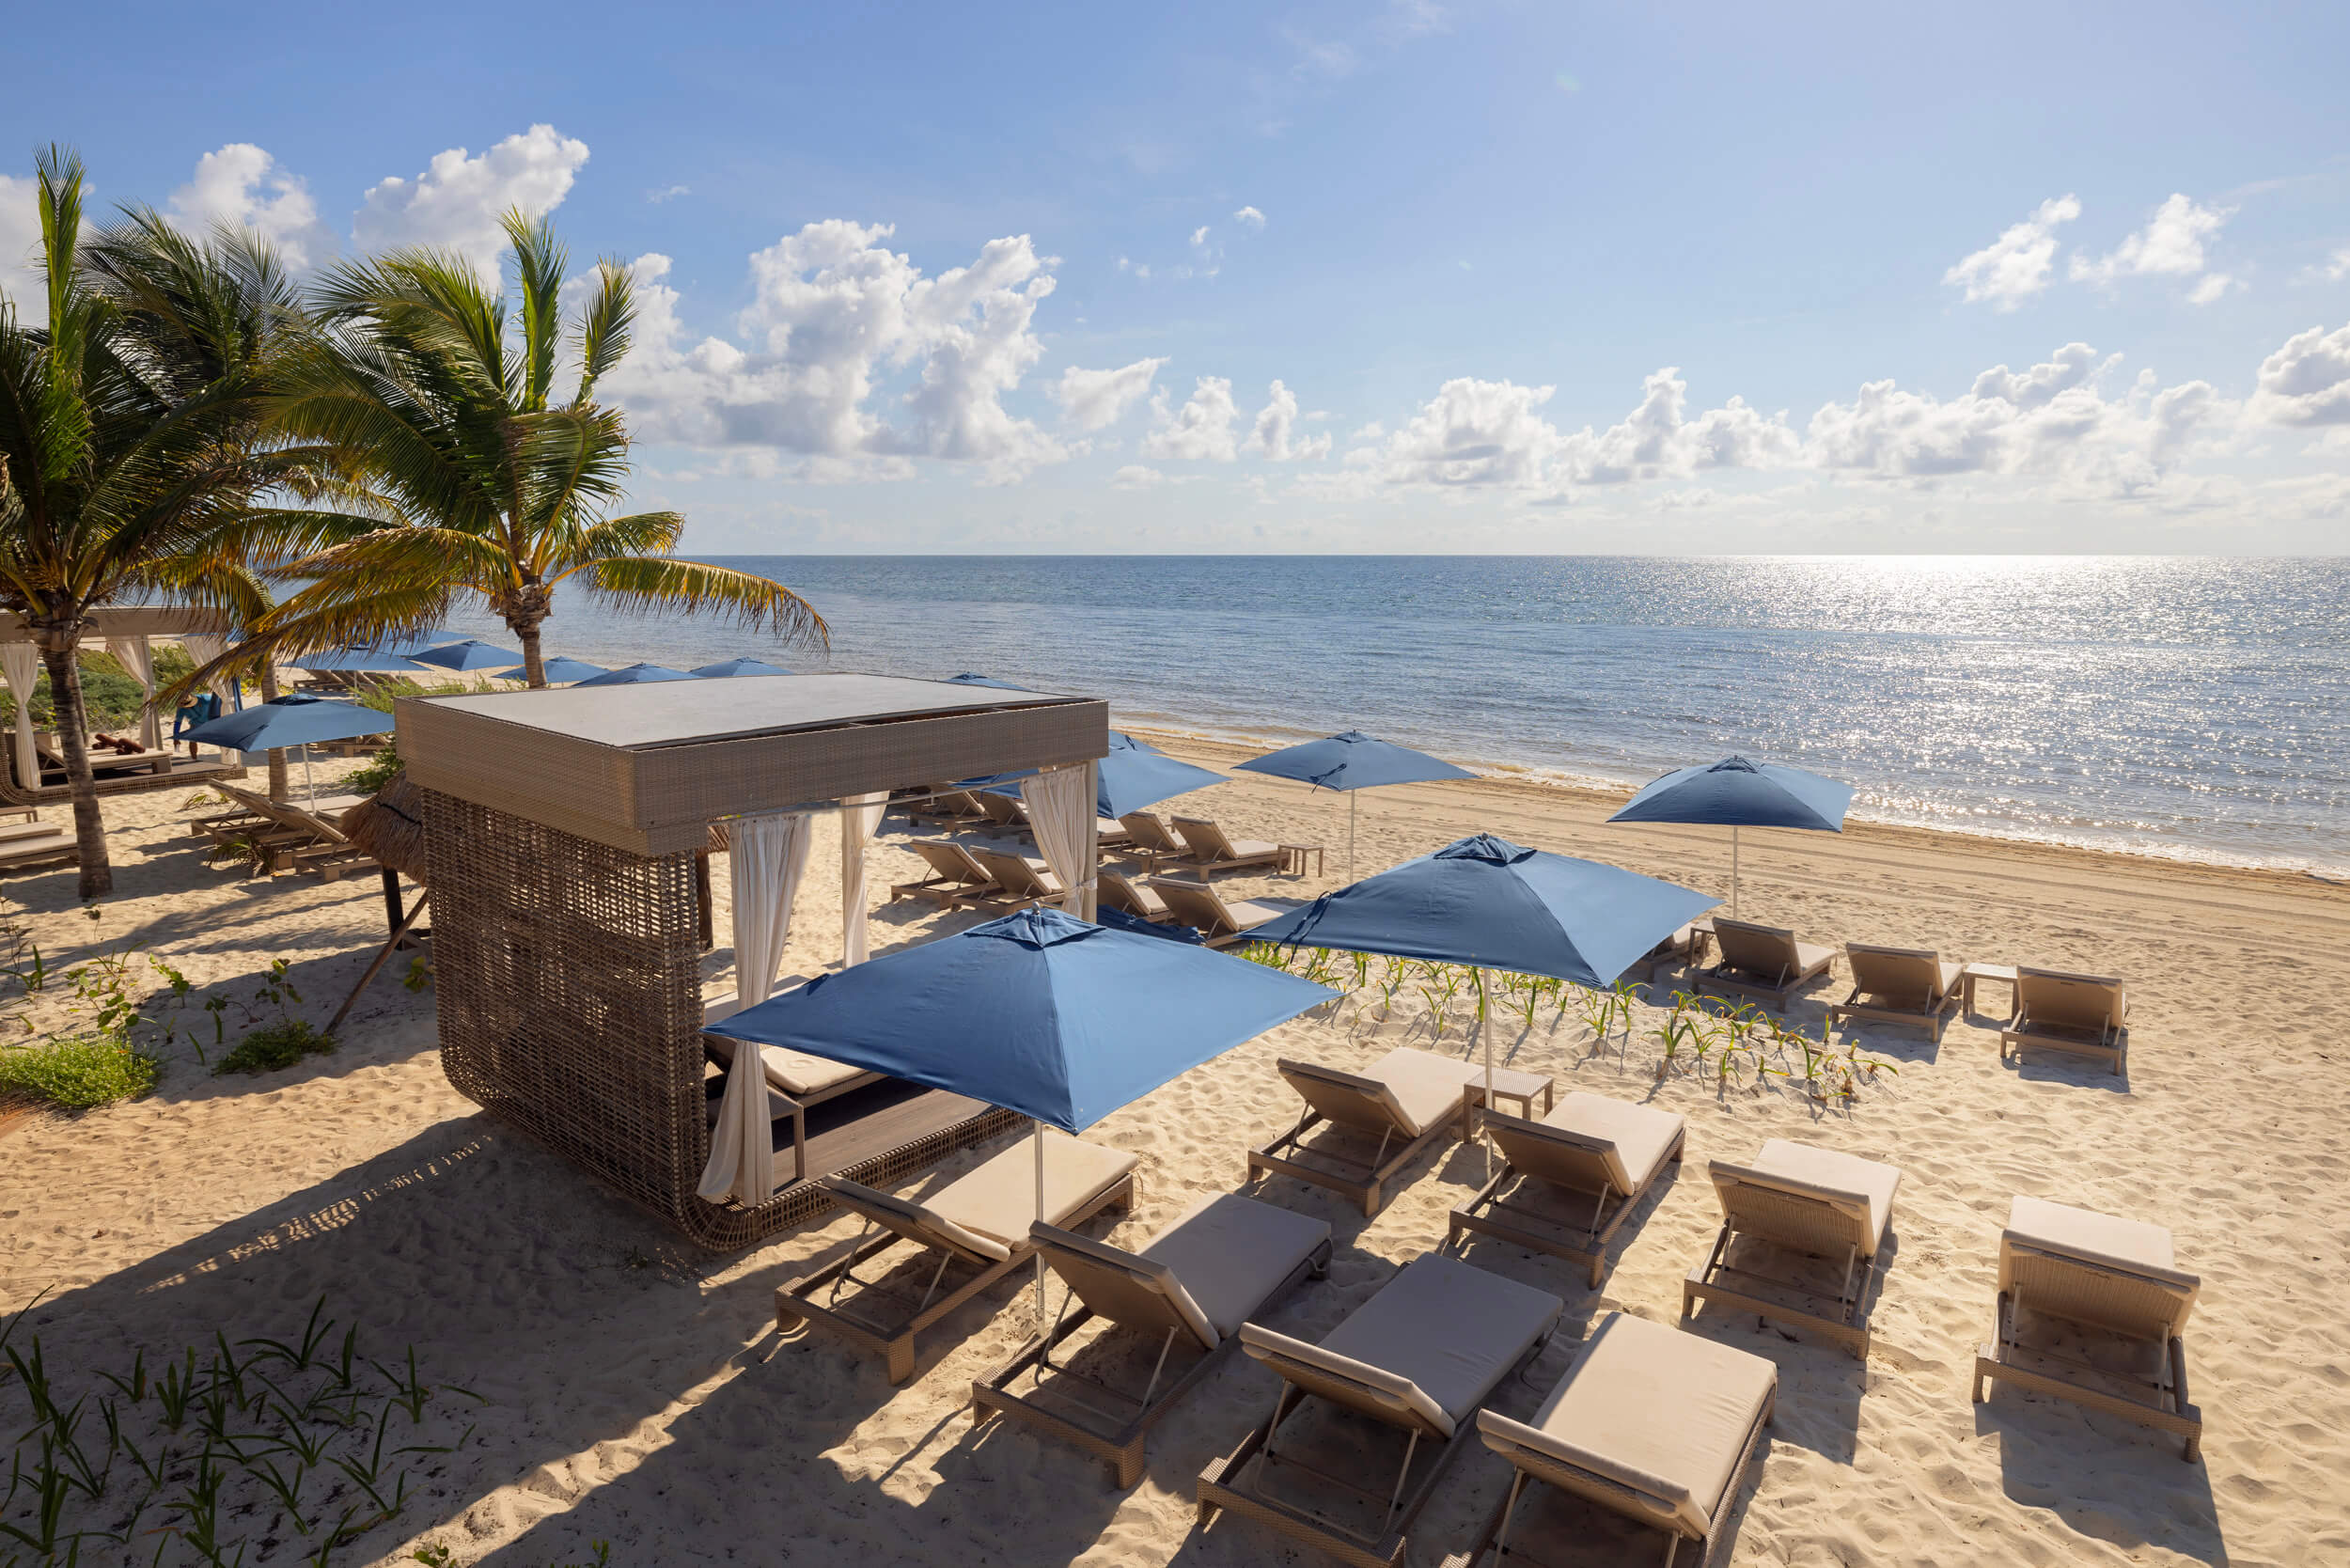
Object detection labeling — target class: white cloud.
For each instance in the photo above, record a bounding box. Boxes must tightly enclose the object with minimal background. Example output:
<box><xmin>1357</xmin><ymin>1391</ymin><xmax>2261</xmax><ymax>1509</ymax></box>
<box><xmin>1367</xmin><ymin>377</ymin><xmax>1562</xmax><ymax>486</ymax></box>
<box><xmin>1051</xmin><ymin>356</ymin><xmax>1166</xmax><ymax>431</ymax></box>
<box><xmin>168</xmin><ymin>144</ymin><xmax>333</xmax><ymax>270</ymax></box>
<box><xmin>1115</xmin><ymin>255</ymin><xmax>1151</xmax><ymax>281</ymax></box>
<box><xmin>1111</xmin><ymin>464</ymin><xmax>1171</xmax><ymax>487</ymax></box>
<box><xmin>2322</xmin><ymin>249</ymin><xmax>2350</xmax><ymax>283</ymax></box>
<box><xmin>1232</xmin><ymin>205</ymin><xmax>1266</xmax><ymax>231</ymax></box>
<box><xmin>2071</xmin><ymin>194</ymin><xmax>2230</xmax><ymax>290</ymax></box>
<box><xmin>647</xmin><ymin>184</ymin><xmax>691</xmax><ymax>204</ymax></box>
<box><xmin>1554</xmin><ymin>368</ymin><xmax>1800</xmax><ymax>484</ymax></box>
<box><xmin>603</xmin><ymin>223</ymin><xmax>1067</xmax><ymax>482</ymax></box>
<box><xmin>353</xmin><ymin>124</ymin><xmax>589</xmax><ymax>274</ymax></box>
<box><xmin>1944</xmin><ymin>195</ymin><xmax>2080</xmax><ymax>311</ymax></box>
<box><xmin>1189</xmin><ymin>225</ymin><xmax>1210</xmax><ymax>248</ymax></box>
<box><xmin>1140</xmin><ymin>376</ymin><xmax>1241</xmax><ymax>461</ymax></box>
<box><xmin>0</xmin><ymin>174</ymin><xmax>40</xmax><ymax>322</ymax></box>
<box><xmin>1244</xmin><ymin>379</ymin><xmax>1332</xmax><ymax>461</ymax></box>
<box><xmin>2187</xmin><ymin>273</ymin><xmax>2236</xmax><ymax>306</ymax></box>
<box><xmin>2250</xmin><ymin>321</ymin><xmax>2350</xmax><ymax>426</ymax></box>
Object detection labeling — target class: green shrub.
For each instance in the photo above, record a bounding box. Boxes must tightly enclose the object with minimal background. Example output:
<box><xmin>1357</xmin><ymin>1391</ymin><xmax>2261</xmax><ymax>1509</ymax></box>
<box><xmin>215</xmin><ymin>1017</ymin><xmax>336</xmax><ymax>1075</ymax></box>
<box><xmin>341</xmin><ymin>741</ymin><xmax>403</xmax><ymax>795</ymax></box>
<box><xmin>0</xmin><ymin>1031</ymin><xmax>161</xmax><ymax>1108</ymax></box>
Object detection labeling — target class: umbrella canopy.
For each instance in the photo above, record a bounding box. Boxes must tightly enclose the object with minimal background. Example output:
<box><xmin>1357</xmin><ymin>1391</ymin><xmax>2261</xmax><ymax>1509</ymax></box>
<box><xmin>376</xmin><ymin>629</ymin><xmax>466</xmax><ymax>652</ymax></box>
<box><xmin>408</xmin><ymin>638</ymin><xmax>523</xmax><ymax>671</ymax></box>
<box><xmin>572</xmin><ymin>662</ymin><xmax>698</xmax><ymax>686</ymax></box>
<box><xmin>1238</xmin><ymin>730</ymin><xmax>1477</xmax><ymax>792</ymax></box>
<box><xmin>1095</xmin><ymin>904</ymin><xmax>1205</xmax><ymax>944</ymax></box>
<box><xmin>299</xmin><ymin>648</ymin><xmax>428</xmax><ymax>673</ymax></box>
<box><xmin>1606</xmin><ymin>755</ymin><xmax>1853</xmax><ymax>917</ymax></box>
<box><xmin>1245</xmin><ymin>833</ymin><xmax>1717</xmax><ymax>990</ymax></box>
<box><xmin>180</xmin><ymin>693</ymin><xmax>390</xmax><ymax>753</ymax></box>
<box><xmin>1107</xmin><ymin>730</ymin><xmax>1164</xmax><ymax>753</ymax></box>
<box><xmin>967</xmin><ymin>747</ymin><xmax>1228</xmax><ymax>821</ymax></box>
<box><xmin>705</xmin><ymin>905</ymin><xmax>1335</xmax><ymax>1134</ymax></box>
<box><xmin>692</xmin><ymin>657</ymin><xmax>794</xmax><ymax>678</ymax></box>
<box><xmin>1609</xmin><ymin>755</ymin><xmax>1853</xmax><ymax>833</ymax></box>
<box><xmin>943</xmin><ymin>672</ymin><xmax>1028</xmax><ymax>690</ymax></box>
<box><xmin>492</xmin><ymin>656</ymin><xmax>608</xmax><ymax>683</ymax></box>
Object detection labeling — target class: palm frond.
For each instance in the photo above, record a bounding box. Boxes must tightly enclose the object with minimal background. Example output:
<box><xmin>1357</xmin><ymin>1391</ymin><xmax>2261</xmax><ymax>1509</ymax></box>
<box><xmin>504</xmin><ymin>208</ymin><xmax>565</xmax><ymax>414</ymax></box>
<box><xmin>572</xmin><ymin>259</ymin><xmax>634</xmax><ymax>405</ymax></box>
<box><xmin>576</xmin><ymin>557</ymin><xmax>828</xmax><ymax>647</ymax></box>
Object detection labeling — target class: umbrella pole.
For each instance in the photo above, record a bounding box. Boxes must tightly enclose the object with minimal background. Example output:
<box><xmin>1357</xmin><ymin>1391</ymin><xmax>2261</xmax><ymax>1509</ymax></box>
<box><xmin>1477</xmin><ymin>967</ymin><xmax>1493</xmax><ymax>1182</ymax></box>
<box><xmin>1033</xmin><ymin>1120</ymin><xmax>1047</xmax><ymax>1323</ymax></box>
<box><xmin>1729</xmin><ymin>825</ymin><xmax>1740</xmax><ymax>918</ymax></box>
<box><xmin>302</xmin><ymin>744</ymin><xmax>317</xmax><ymax>806</ymax></box>
<box><xmin>1348</xmin><ymin>792</ymin><xmax>1357</xmax><ymax>882</ymax></box>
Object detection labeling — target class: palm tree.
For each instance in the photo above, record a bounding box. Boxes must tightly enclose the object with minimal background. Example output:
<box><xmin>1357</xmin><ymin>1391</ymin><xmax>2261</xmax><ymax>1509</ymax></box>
<box><xmin>0</xmin><ymin>149</ymin><xmax>323</xmax><ymax>898</ymax></box>
<box><xmin>249</xmin><ymin>209</ymin><xmax>822</xmax><ymax>683</ymax></box>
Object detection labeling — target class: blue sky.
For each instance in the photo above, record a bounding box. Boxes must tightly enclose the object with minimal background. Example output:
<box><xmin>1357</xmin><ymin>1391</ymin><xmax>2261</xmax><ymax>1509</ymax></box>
<box><xmin>6</xmin><ymin>1</ymin><xmax>2349</xmax><ymax>553</ymax></box>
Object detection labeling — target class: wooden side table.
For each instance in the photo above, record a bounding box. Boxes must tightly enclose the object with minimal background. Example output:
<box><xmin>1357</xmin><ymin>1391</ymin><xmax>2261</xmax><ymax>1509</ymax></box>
<box><xmin>1279</xmin><ymin>842</ymin><xmax>1324</xmax><ymax>878</ymax></box>
<box><xmin>1460</xmin><ymin>1066</ymin><xmax>1556</xmax><ymax>1139</ymax></box>
<box><xmin>1961</xmin><ymin>962</ymin><xmax>2019</xmax><ymax>1019</ymax></box>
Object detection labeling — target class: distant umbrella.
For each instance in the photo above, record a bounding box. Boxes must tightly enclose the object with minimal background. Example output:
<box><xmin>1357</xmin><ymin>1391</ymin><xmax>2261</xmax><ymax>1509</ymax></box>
<box><xmin>491</xmin><ymin>656</ymin><xmax>608</xmax><ymax>683</ymax></box>
<box><xmin>1606</xmin><ymin>755</ymin><xmax>1853</xmax><ymax>917</ymax></box>
<box><xmin>180</xmin><ymin>694</ymin><xmax>390</xmax><ymax>805</ymax></box>
<box><xmin>299</xmin><ymin>648</ymin><xmax>427</xmax><ymax>673</ymax></box>
<box><xmin>572</xmin><ymin>662</ymin><xmax>698</xmax><ymax>686</ymax></box>
<box><xmin>1107</xmin><ymin>731</ymin><xmax>1164</xmax><ymax>753</ymax></box>
<box><xmin>943</xmin><ymin>672</ymin><xmax>1028</xmax><ymax>690</ymax></box>
<box><xmin>408</xmin><ymin>638</ymin><xmax>523</xmax><ymax>671</ymax></box>
<box><xmin>967</xmin><ymin>746</ymin><xmax>1227</xmax><ymax>821</ymax></box>
<box><xmin>692</xmin><ymin>657</ymin><xmax>795</xmax><ymax>678</ymax></box>
<box><xmin>1238</xmin><ymin>730</ymin><xmax>1478</xmax><ymax>880</ymax></box>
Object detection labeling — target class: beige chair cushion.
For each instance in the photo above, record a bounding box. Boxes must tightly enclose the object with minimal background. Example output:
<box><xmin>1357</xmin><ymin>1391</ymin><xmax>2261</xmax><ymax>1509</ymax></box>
<box><xmin>818</xmin><ymin>1175</ymin><xmax>1011</xmax><ymax>1263</ymax></box>
<box><xmin>1479</xmin><ymin>1311</ymin><xmax>1776</xmax><ymax>1539</ymax></box>
<box><xmin>1030</xmin><ymin>1224</ymin><xmax>1221</xmax><ymax>1350</ymax></box>
<box><xmin>1308</xmin><ymin>1254</ymin><xmax>1563</xmax><ymax>1435</ymax></box>
<box><xmin>1221</xmin><ymin>896</ymin><xmax>1305</xmax><ymax>927</ymax></box>
<box><xmin>1712</xmin><ymin>1139</ymin><xmax>1902</xmax><ymax>1258</ymax></box>
<box><xmin>1543</xmin><ymin>1092</ymin><xmax>1684</xmax><ymax>1194</ymax></box>
<box><xmin>928</xmin><ymin>1131</ymin><xmax>1138</xmax><ymax>1252</ymax></box>
<box><xmin>1138</xmin><ymin>1193</ymin><xmax>1330</xmax><ymax>1341</ymax></box>
<box><xmin>2000</xmin><ymin>1196</ymin><xmax>2200</xmax><ymax>1327</ymax></box>
<box><xmin>1362</xmin><ymin>1046</ymin><xmax>1486</xmax><ymax>1137</ymax></box>
<box><xmin>758</xmin><ymin>1046</ymin><xmax>871</xmax><ymax>1098</ymax></box>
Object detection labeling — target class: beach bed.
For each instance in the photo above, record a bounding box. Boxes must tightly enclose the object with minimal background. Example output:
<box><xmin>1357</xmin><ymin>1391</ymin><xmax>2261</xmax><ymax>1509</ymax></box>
<box><xmin>972</xmin><ymin>1193</ymin><xmax>1332</xmax><ymax>1486</ymax></box>
<box><xmin>890</xmin><ymin>840</ymin><xmax>1009</xmax><ymax>907</ymax></box>
<box><xmin>1198</xmin><ymin>1253</ymin><xmax>1563</xmax><ymax>1568</ymax></box>
<box><xmin>1826</xmin><ymin>943</ymin><xmax>1966</xmax><ymax>1043</ymax></box>
<box><xmin>1683</xmin><ymin>1137</ymin><xmax>1902</xmax><ymax>1359</ymax></box>
<box><xmin>2000</xmin><ymin>967</ymin><xmax>2130</xmax><ymax>1074</ymax></box>
<box><xmin>1170</xmin><ymin>816</ymin><xmax>1292</xmax><ymax>876</ymax></box>
<box><xmin>1248</xmin><ymin>1047</ymin><xmax>1494</xmax><ymax>1215</ymax></box>
<box><xmin>1449</xmin><ymin>1091</ymin><xmax>1685</xmax><ymax>1287</ymax></box>
<box><xmin>1697</xmin><ymin>917</ymin><xmax>1839</xmax><ymax>1011</ymax></box>
<box><xmin>1147</xmin><ymin>878</ymin><xmax>1306</xmax><ymax>949</ymax></box>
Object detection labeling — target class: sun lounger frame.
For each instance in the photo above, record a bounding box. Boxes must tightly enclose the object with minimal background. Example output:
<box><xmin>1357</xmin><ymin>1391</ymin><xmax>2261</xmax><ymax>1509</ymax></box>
<box><xmin>971</xmin><ymin>1234</ymin><xmax>1333</xmax><ymax>1487</ymax></box>
<box><xmin>889</xmin><ymin>841</ymin><xmax>1012</xmax><ymax>908</ymax></box>
<box><xmin>1682</xmin><ymin>1170</ymin><xmax>1885</xmax><ymax>1360</ymax></box>
<box><xmin>1441</xmin><ymin>1384</ymin><xmax>1774</xmax><ymax>1568</ymax></box>
<box><xmin>1998</xmin><ymin>968</ymin><xmax>2130</xmax><ymax>1075</ymax></box>
<box><xmin>1449</xmin><ymin>1119</ymin><xmax>1684</xmax><ymax>1287</ymax></box>
<box><xmin>1197</xmin><ymin>1321</ymin><xmax>1557</xmax><ymax>1568</ymax></box>
<box><xmin>905</xmin><ymin>787</ymin><xmax>992</xmax><ymax>827</ymax></box>
<box><xmin>1825</xmin><ymin>944</ymin><xmax>1963</xmax><ymax>1043</ymax></box>
<box><xmin>776</xmin><ymin>1170</ymin><xmax>1136</xmax><ymax>1384</ymax></box>
<box><xmin>1248</xmin><ymin>1060</ymin><xmax>1469</xmax><ymax>1216</ymax></box>
<box><xmin>1971</xmin><ymin>1246</ymin><xmax>2201</xmax><ymax>1460</ymax></box>
<box><xmin>1169</xmin><ymin>815</ymin><xmax>1291</xmax><ymax>877</ymax></box>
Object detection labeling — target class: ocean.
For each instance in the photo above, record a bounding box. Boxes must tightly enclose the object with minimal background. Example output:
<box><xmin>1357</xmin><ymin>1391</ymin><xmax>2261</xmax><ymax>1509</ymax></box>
<box><xmin>431</xmin><ymin>556</ymin><xmax>2350</xmax><ymax>877</ymax></box>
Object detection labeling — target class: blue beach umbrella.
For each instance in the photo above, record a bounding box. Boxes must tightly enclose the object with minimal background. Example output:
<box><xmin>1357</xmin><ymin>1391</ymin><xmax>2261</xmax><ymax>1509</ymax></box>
<box><xmin>572</xmin><ymin>662</ymin><xmax>698</xmax><ymax>686</ymax></box>
<box><xmin>299</xmin><ymin>648</ymin><xmax>427</xmax><ymax>673</ymax></box>
<box><xmin>1107</xmin><ymin>731</ymin><xmax>1164</xmax><ymax>753</ymax></box>
<box><xmin>408</xmin><ymin>638</ymin><xmax>523</xmax><ymax>671</ymax></box>
<box><xmin>964</xmin><ymin>747</ymin><xmax>1228</xmax><ymax>822</ymax></box>
<box><xmin>1607</xmin><ymin>755</ymin><xmax>1854</xmax><ymax>917</ymax></box>
<box><xmin>180</xmin><ymin>693</ymin><xmax>391</xmax><ymax>804</ymax></box>
<box><xmin>491</xmin><ymin>656</ymin><xmax>609</xmax><ymax>684</ymax></box>
<box><xmin>692</xmin><ymin>657</ymin><xmax>794</xmax><ymax>678</ymax></box>
<box><xmin>943</xmin><ymin>672</ymin><xmax>1028</xmax><ymax>690</ymax></box>
<box><xmin>1238</xmin><ymin>730</ymin><xmax>1479</xmax><ymax>880</ymax></box>
<box><xmin>707</xmin><ymin>905</ymin><xmax>1335</xmax><ymax>1310</ymax></box>
<box><xmin>1245</xmin><ymin>834</ymin><xmax>1718</xmax><ymax>1142</ymax></box>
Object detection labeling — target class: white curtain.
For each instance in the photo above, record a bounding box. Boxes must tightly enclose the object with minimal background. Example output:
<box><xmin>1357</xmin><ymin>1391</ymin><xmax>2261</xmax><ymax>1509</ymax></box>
<box><xmin>104</xmin><ymin>636</ymin><xmax>159</xmax><ymax>750</ymax></box>
<box><xmin>1023</xmin><ymin>763</ymin><xmax>1094</xmax><ymax>916</ymax></box>
<box><xmin>0</xmin><ymin>644</ymin><xmax>39</xmax><ymax>790</ymax></box>
<box><xmin>838</xmin><ymin>792</ymin><xmax>888</xmax><ymax>966</ymax></box>
<box><xmin>179</xmin><ymin>635</ymin><xmax>236</xmax><ymax>762</ymax></box>
<box><xmin>697</xmin><ymin>812</ymin><xmax>813</xmax><ymax>1206</ymax></box>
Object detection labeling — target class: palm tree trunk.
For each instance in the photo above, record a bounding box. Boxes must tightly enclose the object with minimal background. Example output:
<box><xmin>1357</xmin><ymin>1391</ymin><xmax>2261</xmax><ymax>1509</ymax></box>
<box><xmin>38</xmin><ymin>640</ymin><xmax>112</xmax><ymax>902</ymax></box>
<box><xmin>258</xmin><ymin>664</ymin><xmax>289</xmax><ymax>802</ymax></box>
<box><xmin>516</xmin><ymin>619</ymin><xmax>548</xmax><ymax>689</ymax></box>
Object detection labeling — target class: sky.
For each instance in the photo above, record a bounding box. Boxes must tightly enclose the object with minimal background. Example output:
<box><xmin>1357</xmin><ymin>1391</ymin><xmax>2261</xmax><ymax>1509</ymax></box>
<box><xmin>5</xmin><ymin>1</ymin><xmax>2348</xmax><ymax>555</ymax></box>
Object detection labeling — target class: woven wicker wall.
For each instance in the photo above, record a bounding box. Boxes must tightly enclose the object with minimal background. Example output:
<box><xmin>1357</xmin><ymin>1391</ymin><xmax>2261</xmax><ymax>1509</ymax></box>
<box><xmin>424</xmin><ymin>788</ymin><xmax>1020</xmax><ymax>1250</ymax></box>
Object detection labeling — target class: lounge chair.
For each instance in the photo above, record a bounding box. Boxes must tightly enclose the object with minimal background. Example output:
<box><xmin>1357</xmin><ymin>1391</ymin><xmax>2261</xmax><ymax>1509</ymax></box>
<box><xmin>975</xmin><ymin>791</ymin><xmax>1031</xmax><ymax>835</ymax></box>
<box><xmin>1696</xmin><ymin>917</ymin><xmax>1838</xmax><ymax>1011</ymax></box>
<box><xmin>702</xmin><ymin>991</ymin><xmax>885</xmax><ymax>1185</ymax></box>
<box><xmin>776</xmin><ymin>1131</ymin><xmax>1139</xmax><ymax>1384</ymax></box>
<box><xmin>2000</xmin><ymin>967</ymin><xmax>2129</xmax><ymax>1074</ymax></box>
<box><xmin>1098</xmin><ymin>867</ymin><xmax>1172</xmax><ymax>922</ymax></box>
<box><xmin>1624</xmin><ymin>922</ymin><xmax>1709</xmax><ymax>984</ymax></box>
<box><xmin>1683</xmin><ymin>1137</ymin><xmax>1902</xmax><ymax>1359</ymax></box>
<box><xmin>1148</xmin><ymin>878</ymin><xmax>1307</xmax><ymax>949</ymax></box>
<box><xmin>1450</xmin><ymin>1311</ymin><xmax>1776</xmax><ymax>1568</ymax></box>
<box><xmin>1972</xmin><ymin>1196</ymin><xmax>2201</xmax><ymax>1459</ymax></box>
<box><xmin>1117</xmin><ymin>811</ymin><xmax>1191</xmax><ymax>873</ymax></box>
<box><xmin>966</xmin><ymin>845</ymin><xmax>1065</xmax><ymax>910</ymax></box>
<box><xmin>1449</xmin><ymin>1092</ymin><xmax>1686</xmax><ymax>1287</ymax></box>
<box><xmin>1248</xmin><ymin>1047</ymin><xmax>1493</xmax><ymax>1215</ymax></box>
<box><xmin>1197</xmin><ymin>1254</ymin><xmax>1563</xmax><ymax>1568</ymax></box>
<box><xmin>907</xmin><ymin>787</ymin><xmax>992</xmax><ymax>828</ymax></box>
<box><xmin>1170</xmin><ymin>816</ymin><xmax>1291</xmax><ymax>877</ymax></box>
<box><xmin>972</xmin><ymin>1194</ymin><xmax>1333</xmax><ymax>1486</ymax></box>
<box><xmin>247</xmin><ymin>789</ymin><xmax>379</xmax><ymax>881</ymax></box>
<box><xmin>891</xmin><ymin>840</ymin><xmax>1009</xmax><ymax>907</ymax></box>
<box><xmin>1826</xmin><ymin>943</ymin><xmax>1965</xmax><ymax>1043</ymax></box>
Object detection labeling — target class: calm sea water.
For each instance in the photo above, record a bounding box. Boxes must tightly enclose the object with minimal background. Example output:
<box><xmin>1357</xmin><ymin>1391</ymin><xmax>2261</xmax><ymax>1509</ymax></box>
<box><xmin>433</xmin><ymin>557</ymin><xmax>2350</xmax><ymax>875</ymax></box>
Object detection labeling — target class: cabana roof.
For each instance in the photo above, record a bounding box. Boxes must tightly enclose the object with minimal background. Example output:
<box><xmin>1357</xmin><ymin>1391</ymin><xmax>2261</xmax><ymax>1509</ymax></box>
<box><xmin>399</xmin><ymin>672</ymin><xmax>1106</xmax><ymax>855</ymax></box>
<box><xmin>0</xmin><ymin>607</ymin><xmax>232</xmax><ymax>641</ymax></box>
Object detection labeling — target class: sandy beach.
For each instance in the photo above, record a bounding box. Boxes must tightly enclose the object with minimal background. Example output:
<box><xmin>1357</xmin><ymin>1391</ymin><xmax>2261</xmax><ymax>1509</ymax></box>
<box><xmin>4</xmin><ymin>729</ymin><xmax>2346</xmax><ymax>1568</ymax></box>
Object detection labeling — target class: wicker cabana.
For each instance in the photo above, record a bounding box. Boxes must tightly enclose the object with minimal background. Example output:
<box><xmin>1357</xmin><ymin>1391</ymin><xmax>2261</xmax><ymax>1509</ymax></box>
<box><xmin>397</xmin><ymin>672</ymin><xmax>1109</xmax><ymax>1249</ymax></box>
<box><xmin>0</xmin><ymin>606</ymin><xmax>246</xmax><ymax>804</ymax></box>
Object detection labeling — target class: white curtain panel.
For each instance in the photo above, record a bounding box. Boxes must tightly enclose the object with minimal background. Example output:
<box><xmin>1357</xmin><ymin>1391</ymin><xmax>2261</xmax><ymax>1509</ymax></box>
<box><xmin>104</xmin><ymin>636</ymin><xmax>160</xmax><ymax>749</ymax></box>
<box><xmin>0</xmin><ymin>643</ymin><xmax>39</xmax><ymax>790</ymax></box>
<box><xmin>838</xmin><ymin>791</ymin><xmax>888</xmax><ymax>967</ymax></box>
<box><xmin>697</xmin><ymin>811</ymin><xmax>813</xmax><ymax>1206</ymax></box>
<box><xmin>1023</xmin><ymin>763</ymin><xmax>1094</xmax><ymax>915</ymax></box>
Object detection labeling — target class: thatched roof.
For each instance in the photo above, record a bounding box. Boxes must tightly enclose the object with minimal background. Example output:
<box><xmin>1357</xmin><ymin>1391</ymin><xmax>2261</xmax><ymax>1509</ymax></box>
<box><xmin>342</xmin><ymin>772</ymin><xmax>430</xmax><ymax>880</ymax></box>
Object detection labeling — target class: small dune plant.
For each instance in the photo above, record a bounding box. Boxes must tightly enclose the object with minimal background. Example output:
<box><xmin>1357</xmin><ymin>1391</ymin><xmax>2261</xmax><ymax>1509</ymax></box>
<box><xmin>215</xmin><ymin>959</ymin><xmax>335</xmax><ymax>1076</ymax></box>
